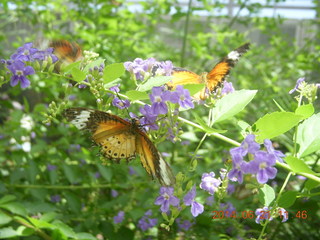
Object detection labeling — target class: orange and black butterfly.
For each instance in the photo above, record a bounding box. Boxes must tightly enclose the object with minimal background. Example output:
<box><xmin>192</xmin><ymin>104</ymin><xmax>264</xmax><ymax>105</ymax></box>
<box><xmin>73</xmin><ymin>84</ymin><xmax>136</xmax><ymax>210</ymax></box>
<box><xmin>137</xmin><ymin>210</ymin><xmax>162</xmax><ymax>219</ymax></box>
<box><xmin>49</xmin><ymin>40</ymin><xmax>83</xmax><ymax>65</ymax></box>
<box><xmin>64</xmin><ymin>108</ymin><xmax>176</xmax><ymax>186</ymax></box>
<box><xmin>167</xmin><ymin>43</ymin><xmax>250</xmax><ymax>100</ymax></box>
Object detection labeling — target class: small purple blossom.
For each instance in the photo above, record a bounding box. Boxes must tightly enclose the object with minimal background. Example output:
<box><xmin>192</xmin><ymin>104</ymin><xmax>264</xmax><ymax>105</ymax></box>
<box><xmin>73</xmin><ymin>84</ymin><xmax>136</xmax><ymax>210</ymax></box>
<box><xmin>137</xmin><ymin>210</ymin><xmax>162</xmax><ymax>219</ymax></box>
<box><xmin>154</xmin><ymin>60</ymin><xmax>173</xmax><ymax>76</ymax></box>
<box><xmin>111</xmin><ymin>190</ymin><xmax>118</xmax><ymax>198</ymax></box>
<box><xmin>139</xmin><ymin>105</ymin><xmax>158</xmax><ymax>130</ymax></box>
<box><xmin>176</xmin><ymin>218</ymin><xmax>193</xmax><ymax>231</ymax></box>
<box><xmin>227</xmin><ymin>184</ymin><xmax>235</xmax><ymax>195</ymax></box>
<box><xmin>278</xmin><ymin>208</ymin><xmax>288</xmax><ymax>222</ymax></box>
<box><xmin>249</xmin><ymin>151</ymin><xmax>277</xmax><ymax>184</ymax></box>
<box><xmin>138</xmin><ymin>210</ymin><xmax>158</xmax><ymax>231</ymax></box>
<box><xmin>221</xmin><ymin>202</ymin><xmax>236</xmax><ymax>217</ymax></box>
<box><xmin>109</xmin><ymin>84</ymin><xmax>120</xmax><ymax>93</ymax></box>
<box><xmin>150</xmin><ymin>86</ymin><xmax>170</xmax><ymax>115</ymax></box>
<box><xmin>154</xmin><ymin>187</ymin><xmax>179</xmax><ymax>213</ymax></box>
<box><xmin>200</xmin><ymin>172</ymin><xmax>222</xmax><ymax>195</ymax></box>
<box><xmin>50</xmin><ymin>195</ymin><xmax>61</xmax><ymax>203</ymax></box>
<box><xmin>113</xmin><ymin>211</ymin><xmax>125</xmax><ymax>224</ymax></box>
<box><xmin>205</xmin><ymin>196</ymin><xmax>214</xmax><ymax>206</ymax></box>
<box><xmin>183</xmin><ymin>185</ymin><xmax>204</xmax><ymax>217</ymax></box>
<box><xmin>221</xmin><ymin>81</ymin><xmax>235</xmax><ymax>95</ymax></box>
<box><xmin>10</xmin><ymin>43</ymin><xmax>38</xmax><ymax>62</ymax></box>
<box><xmin>112</xmin><ymin>97</ymin><xmax>130</xmax><ymax>109</ymax></box>
<box><xmin>7</xmin><ymin>60</ymin><xmax>35</xmax><ymax>88</ymax></box>
<box><xmin>264</xmin><ymin>139</ymin><xmax>285</xmax><ymax>163</ymax></box>
<box><xmin>47</xmin><ymin>164</ymin><xmax>57</xmax><ymax>171</ymax></box>
<box><xmin>255</xmin><ymin>207</ymin><xmax>273</xmax><ymax>224</ymax></box>
<box><xmin>94</xmin><ymin>172</ymin><xmax>101</xmax><ymax>179</ymax></box>
<box><xmin>170</xmin><ymin>85</ymin><xmax>194</xmax><ymax>109</ymax></box>
<box><xmin>289</xmin><ymin>77</ymin><xmax>305</xmax><ymax>94</ymax></box>
<box><xmin>231</xmin><ymin>134</ymin><xmax>260</xmax><ymax>157</ymax></box>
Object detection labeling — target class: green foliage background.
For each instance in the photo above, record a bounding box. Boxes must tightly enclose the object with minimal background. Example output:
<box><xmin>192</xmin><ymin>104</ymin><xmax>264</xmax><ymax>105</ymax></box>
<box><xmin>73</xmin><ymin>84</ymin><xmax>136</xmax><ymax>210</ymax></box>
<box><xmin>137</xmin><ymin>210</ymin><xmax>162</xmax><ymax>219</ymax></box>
<box><xmin>0</xmin><ymin>0</ymin><xmax>320</xmax><ymax>239</ymax></box>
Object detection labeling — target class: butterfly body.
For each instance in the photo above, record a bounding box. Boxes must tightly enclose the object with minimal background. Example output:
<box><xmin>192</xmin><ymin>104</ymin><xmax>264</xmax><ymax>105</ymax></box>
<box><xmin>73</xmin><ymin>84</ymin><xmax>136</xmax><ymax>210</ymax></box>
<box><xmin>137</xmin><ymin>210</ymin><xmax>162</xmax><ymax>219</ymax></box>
<box><xmin>64</xmin><ymin>108</ymin><xmax>175</xmax><ymax>186</ymax></box>
<box><xmin>167</xmin><ymin>43</ymin><xmax>250</xmax><ymax>100</ymax></box>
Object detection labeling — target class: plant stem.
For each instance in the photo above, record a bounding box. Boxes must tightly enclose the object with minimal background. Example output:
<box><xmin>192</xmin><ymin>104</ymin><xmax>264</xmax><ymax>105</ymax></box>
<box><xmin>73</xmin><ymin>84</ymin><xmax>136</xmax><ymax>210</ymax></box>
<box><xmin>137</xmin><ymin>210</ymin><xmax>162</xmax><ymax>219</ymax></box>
<box><xmin>180</xmin><ymin>0</ymin><xmax>193</xmax><ymax>67</ymax></box>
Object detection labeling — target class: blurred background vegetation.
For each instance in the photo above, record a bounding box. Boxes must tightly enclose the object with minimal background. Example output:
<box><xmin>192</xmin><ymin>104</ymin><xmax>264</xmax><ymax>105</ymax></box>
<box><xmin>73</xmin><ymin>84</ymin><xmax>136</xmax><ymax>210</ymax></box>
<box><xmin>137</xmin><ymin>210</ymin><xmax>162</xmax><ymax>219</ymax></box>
<box><xmin>0</xmin><ymin>0</ymin><xmax>319</xmax><ymax>239</ymax></box>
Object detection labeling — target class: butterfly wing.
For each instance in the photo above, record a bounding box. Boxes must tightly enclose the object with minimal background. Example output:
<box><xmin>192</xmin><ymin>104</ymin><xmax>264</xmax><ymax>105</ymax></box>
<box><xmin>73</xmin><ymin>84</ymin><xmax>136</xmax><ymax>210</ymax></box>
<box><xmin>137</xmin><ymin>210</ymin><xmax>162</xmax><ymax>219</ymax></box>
<box><xmin>167</xmin><ymin>67</ymin><xmax>202</xmax><ymax>90</ymax></box>
<box><xmin>64</xmin><ymin>108</ymin><xmax>136</xmax><ymax>161</ymax></box>
<box><xmin>64</xmin><ymin>108</ymin><xmax>175</xmax><ymax>186</ymax></box>
<box><xmin>136</xmin><ymin>131</ymin><xmax>175</xmax><ymax>186</ymax></box>
<box><xmin>206</xmin><ymin>43</ymin><xmax>250</xmax><ymax>93</ymax></box>
<box><xmin>50</xmin><ymin>40</ymin><xmax>82</xmax><ymax>64</ymax></box>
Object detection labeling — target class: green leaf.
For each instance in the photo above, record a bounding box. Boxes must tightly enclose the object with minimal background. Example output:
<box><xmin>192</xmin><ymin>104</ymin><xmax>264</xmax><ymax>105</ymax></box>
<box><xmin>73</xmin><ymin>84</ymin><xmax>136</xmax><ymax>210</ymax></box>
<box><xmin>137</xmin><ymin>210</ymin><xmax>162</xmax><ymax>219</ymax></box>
<box><xmin>278</xmin><ymin>191</ymin><xmax>298</xmax><ymax>208</ymax></box>
<box><xmin>304</xmin><ymin>179</ymin><xmax>320</xmax><ymax>191</ymax></box>
<box><xmin>125</xmin><ymin>90</ymin><xmax>149</xmax><ymax>101</ymax></box>
<box><xmin>27</xmin><ymin>217</ymin><xmax>55</xmax><ymax>229</ymax></box>
<box><xmin>0</xmin><ymin>227</ymin><xmax>19</xmax><ymax>238</ymax></box>
<box><xmin>258</xmin><ymin>184</ymin><xmax>275</xmax><ymax>207</ymax></box>
<box><xmin>71</xmin><ymin>68</ymin><xmax>87</xmax><ymax>82</ymax></box>
<box><xmin>193</xmin><ymin>114</ymin><xmax>226</xmax><ymax>134</ymax></box>
<box><xmin>103</xmin><ymin>63</ymin><xmax>125</xmax><ymax>83</ymax></box>
<box><xmin>285</xmin><ymin>156</ymin><xmax>316</xmax><ymax>174</ymax></box>
<box><xmin>0</xmin><ymin>195</ymin><xmax>16</xmax><ymax>205</ymax></box>
<box><xmin>295</xmin><ymin>103</ymin><xmax>314</xmax><ymax>120</ymax></box>
<box><xmin>211</xmin><ymin>90</ymin><xmax>257</xmax><ymax>123</ymax></box>
<box><xmin>137</xmin><ymin>76</ymin><xmax>172</xmax><ymax>92</ymax></box>
<box><xmin>0</xmin><ymin>210</ymin><xmax>12</xmax><ymax>225</ymax></box>
<box><xmin>61</xmin><ymin>61</ymin><xmax>81</xmax><ymax>74</ymax></box>
<box><xmin>97</xmin><ymin>164</ymin><xmax>112</xmax><ymax>182</ymax></box>
<box><xmin>254</xmin><ymin>112</ymin><xmax>303</xmax><ymax>141</ymax></box>
<box><xmin>64</xmin><ymin>192</ymin><xmax>82</xmax><ymax>213</ymax></box>
<box><xmin>62</xmin><ymin>164</ymin><xmax>81</xmax><ymax>184</ymax></box>
<box><xmin>296</xmin><ymin>113</ymin><xmax>320</xmax><ymax>157</ymax></box>
<box><xmin>182</xmin><ymin>83</ymin><xmax>205</xmax><ymax>96</ymax></box>
<box><xmin>52</xmin><ymin>220</ymin><xmax>76</xmax><ymax>238</ymax></box>
<box><xmin>0</xmin><ymin>203</ymin><xmax>27</xmax><ymax>217</ymax></box>
<box><xmin>76</xmin><ymin>232</ymin><xmax>97</xmax><ymax>240</ymax></box>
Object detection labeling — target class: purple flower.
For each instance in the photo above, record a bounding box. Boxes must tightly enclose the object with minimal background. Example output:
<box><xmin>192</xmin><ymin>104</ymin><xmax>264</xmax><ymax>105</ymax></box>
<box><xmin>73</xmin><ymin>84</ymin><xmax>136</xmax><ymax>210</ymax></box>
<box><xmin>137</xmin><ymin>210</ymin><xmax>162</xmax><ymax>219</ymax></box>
<box><xmin>220</xmin><ymin>202</ymin><xmax>236</xmax><ymax>217</ymax></box>
<box><xmin>170</xmin><ymin>85</ymin><xmax>194</xmax><ymax>109</ymax></box>
<box><xmin>113</xmin><ymin>211</ymin><xmax>125</xmax><ymax>224</ymax></box>
<box><xmin>183</xmin><ymin>185</ymin><xmax>204</xmax><ymax>217</ymax></box>
<box><xmin>112</xmin><ymin>97</ymin><xmax>130</xmax><ymax>109</ymax></box>
<box><xmin>50</xmin><ymin>195</ymin><xmax>61</xmax><ymax>203</ymax></box>
<box><xmin>176</xmin><ymin>218</ymin><xmax>193</xmax><ymax>231</ymax></box>
<box><xmin>94</xmin><ymin>172</ymin><xmax>101</xmax><ymax>179</ymax></box>
<box><xmin>199</xmin><ymin>172</ymin><xmax>221</xmax><ymax>195</ymax></box>
<box><xmin>139</xmin><ymin>105</ymin><xmax>158</xmax><ymax>130</ymax></box>
<box><xmin>124</xmin><ymin>58</ymin><xmax>155</xmax><ymax>81</ymax></box>
<box><xmin>278</xmin><ymin>208</ymin><xmax>288</xmax><ymax>222</ymax></box>
<box><xmin>289</xmin><ymin>77</ymin><xmax>305</xmax><ymax>94</ymax></box>
<box><xmin>255</xmin><ymin>207</ymin><xmax>272</xmax><ymax>224</ymax></box>
<box><xmin>228</xmin><ymin>160</ymin><xmax>247</xmax><ymax>183</ymax></box>
<box><xmin>153</xmin><ymin>60</ymin><xmax>173</xmax><ymax>76</ymax></box>
<box><xmin>154</xmin><ymin>187</ymin><xmax>179</xmax><ymax>213</ymax></box>
<box><xmin>264</xmin><ymin>139</ymin><xmax>285</xmax><ymax>163</ymax></box>
<box><xmin>109</xmin><ymin>84</ymin><xmax>120</xmax><ymax>93</ymax></box>
<box><xmin>7</xmin><ymin>60</ymin><xmax>35</xmax><ymax>88</ymax></box>
<box><xmin>221</xmin><ymin>81</ymin><xmax>235</xmax><ymax>95</ymax></box>
<box><xmin>10</xmin><ymin>43</ymin><xmax>38</xmax><ymax>62</ymax></box>
<box><xmin>227</xmin><ymin>184</ymin><xmax>235</xmax><ymax>195</ymax></box>
<box><xmin>111</xmin><ymin>190</ymin><xmax>118</xmax><ymax>198</ymax></box>
<box><xmin>149</xmin><ymin>87</ymin><xmax>170</xmax><ymax>115</ymax></box>
<box><xmin>230</xmin><ymin>134</ymin><xmax>260</xmax><ymax>157</ymax></box>
<box><xmin>138</xmin><ymin>210</ymin><xmax>158</xmax><ymax>231</ymax></box>
<box><xmin>47</xmin><ymin>164</ymin><xmax>57</xmax><ymax>171</ymax></box>
<box><xmin>205</xmin><ymin>196</ymin><xmax>214</xmax><ymax>206</ymax></box>
<box><xmin>32</xmin><ymin>47</ymin><xmax>58</xmax><ymax>63</ymax></box>
<box><xmin>249</xmin><ymin>151</ymin><xmax>277</xmax><ymax>184</ymax></box>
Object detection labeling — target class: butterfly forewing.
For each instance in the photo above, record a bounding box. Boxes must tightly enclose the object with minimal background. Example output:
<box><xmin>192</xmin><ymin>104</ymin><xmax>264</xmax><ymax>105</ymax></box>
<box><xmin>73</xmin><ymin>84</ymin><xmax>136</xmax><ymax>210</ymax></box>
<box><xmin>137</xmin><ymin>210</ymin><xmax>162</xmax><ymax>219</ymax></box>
<box><xmin>64</xmin><ymin>108</ymin><xmax>175</xmax><ymax>186</ymax></box>
<box><xmin>168</xmin><ymin>68</ymin><xmax>201</xmax><ymax>90</ymax></box>
<box><xmin>50</xmin><ymin>40</ymin><xmax>82</xmax><ymax>63</ymax></box>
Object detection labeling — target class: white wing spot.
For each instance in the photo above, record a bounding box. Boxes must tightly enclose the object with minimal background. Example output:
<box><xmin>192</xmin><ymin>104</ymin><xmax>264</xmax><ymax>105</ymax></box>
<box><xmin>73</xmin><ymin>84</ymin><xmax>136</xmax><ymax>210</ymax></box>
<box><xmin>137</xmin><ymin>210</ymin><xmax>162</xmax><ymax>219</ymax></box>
<box><xmin>227</xmin><ymin>51</ymin><xmax>240</xmax><ymax>61</ymax></box>
<box><xmin>71</xmin><ymin>110</ymin><xmax>92</xmax><ymax>129</ymax></box>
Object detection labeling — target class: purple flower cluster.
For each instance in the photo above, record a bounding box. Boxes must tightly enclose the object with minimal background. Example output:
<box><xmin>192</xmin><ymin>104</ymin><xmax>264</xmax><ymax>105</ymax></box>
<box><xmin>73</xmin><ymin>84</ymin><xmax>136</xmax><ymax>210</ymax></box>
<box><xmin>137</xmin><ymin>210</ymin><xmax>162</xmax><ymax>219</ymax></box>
<box><xmin>200</xmin><ymin>172</ymin><xmax>222</xmax><ymax>195</ymax></box>
<box><xmin>124</xmin><ymin>58</ymin><xmax>173</xmax><ymax>81</ymax></box>
<box><xmin>255</xmin><ymin>207</ymin><xmax>288</xmax><ymax>224</ymax></box>
<box><xmin>228</xmin><ymin>135</ymin><xmax>285</xmax><ymax>184</ymax></box>
<box><xmin>138</xmin><ymin>210</ymin><xmax>158</xmax><ymax>231</ymax></box>
<box><xmin>139</xmin><ymin>85</ymin><xmax>193</xmax><ymax>138</ymax></box>
<box><xmin>176</xmin><ymin>218</ymin><xmax>193</xmax><ymax>231</ymax></box>
<box><xmin>154</xmin><ymin>186</ymin><xmax>204</xmax><ymax>218</ymax></box>
<box><xmin>113</xmin><ymin>211</ymin><xmax>125</xmax><ymax>224</ymax></box>
<box><xmin>1</xmin><ymin>42</ymin><xmax>58</xmax><ymax>88</ymax></box>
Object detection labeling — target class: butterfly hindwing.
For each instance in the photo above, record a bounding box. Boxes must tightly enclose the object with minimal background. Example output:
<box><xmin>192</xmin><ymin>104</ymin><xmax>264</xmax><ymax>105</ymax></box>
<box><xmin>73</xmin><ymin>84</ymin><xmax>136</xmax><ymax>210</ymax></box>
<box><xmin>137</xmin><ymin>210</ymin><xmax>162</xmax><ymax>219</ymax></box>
<box><xmin>167</xmin><ymin>67</ymin><xmax>201</xmax><ymax>90</ymax></box>
<box><xmin>50</xmin><ymin>40</ymin><xmax>82</xmax><ymax>63</ymax></box>
<box><xmin>64</xmin><ymin>107</ymin><xmax>175</xmax><ymax>186</ymax></box>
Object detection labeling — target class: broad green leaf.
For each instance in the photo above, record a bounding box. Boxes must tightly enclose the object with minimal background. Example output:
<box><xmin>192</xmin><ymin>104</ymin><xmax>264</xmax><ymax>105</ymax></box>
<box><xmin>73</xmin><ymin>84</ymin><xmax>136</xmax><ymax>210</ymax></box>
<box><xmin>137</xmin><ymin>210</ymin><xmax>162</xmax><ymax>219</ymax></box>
<box><xmin>295</xmin><ymin>103</ymin><xmax>314</xmax><ymax>120</ymax></box>
<box><xmin>278</xmin><ymin>191</ymin><xmax>298</xmax><ymax>208</ymax></box>
<box><xmin>52</xmin><ymin>220</ymin><xmax>76</xmax><ymax>238</ymax></box>
<box><xmin>62</xmin><ymin>164</ymin><xmax>81</xmax><ymax>184</ymax></box>
<box><xmin>254</xmin><ymin>112</ymin><xmax>303</xmax><ymax>141</ymax></box>
<box><xmin>27</xmin><ymin>217</ymin><xmax>55</xmax><ymax>229</ymax></box>
<box><xmin>193</xmin><ymin>115</ymin><xmax>226</xmax><ymax>134</ymax></box>
<box><xmin>16</xmin><ymin>226</ymin><xmax>34</xmax><ymax>237</ymax></box>
<box><xmin>71</xmin><ymin>68</ymin><xmax>87</xmax><ymax>82</ymax></box>
<box><xmin>97</xmin><ymin>164</ymin><xmax>113</xmax><ymax>182</ymax></box>
<box><xmin>40</xmin><ymin>212</ymin><xmax>58</xmax><ymax>223</ymax></box>
<box><xmin>138</xmin><ymin>76</ymin><xmax>172</xmax><ymax>92</ymax></box>
<box><xmin>76</xmin><ymin>232</ymin><xmax>97</xmax><ymax>240</ymax></box>
<box><xmin>285</xmin><ymin>156</ymin><xmax>316</xmax><ymax>174</ymax></box>
<box><xmin>125</xmin><ymin>90</ymin><xmax>149</xmax><ymax>101</ymax></box>
<box><xmin>83</xmin><ymin>59</ymin><xmax>105</xmax><ymax>72</ymax></box>
<box><xmin>103</xmin><ymin>63</ymin><xmax>125</xmax><ymax>83</ymax></box>
<box><xmin>183</xmin><ymin>83</ymin><xmax>205</xmax><ymax>96</ymax></box>
<box><xmin>211</xmin><ymin>90</ymin><xmax>257</xmax><ymax>123</ymax></box>
<box><xmin>258</xmin><ymin>184</ymin><xmax>275</xmax><ymax>207</ymax></box>
<box><xmin>61</xmin><ymin>61</ymin><xmax>81</xmax><ymax>73</ymax></box>
<box><xmin>0</xmin><ymin>202</ymin><xmax>27</xmax><ymax>217</ymax></box>
<box><xmin>0</xmin><ymin>227</ymin><xmax>19</xmax><ymax>238</ymax></box>
<box><xmin>304</xmin><ymin>179</ymin><xmax>320</xmax><ymax>191</ymax></box>
<box><xmin>296</xmin><ymin>113</ymin><xmax>320</xmax><ymax>157</ymax></box>
<box><xmin>0</xmin><ymin>195</ymin><xmax>16</xmax><ymax>205</ymax></box>
<box><xmin>0</xmin><ymin>210</ymin><xmax>12</xmax><ymax>225</ymax></box>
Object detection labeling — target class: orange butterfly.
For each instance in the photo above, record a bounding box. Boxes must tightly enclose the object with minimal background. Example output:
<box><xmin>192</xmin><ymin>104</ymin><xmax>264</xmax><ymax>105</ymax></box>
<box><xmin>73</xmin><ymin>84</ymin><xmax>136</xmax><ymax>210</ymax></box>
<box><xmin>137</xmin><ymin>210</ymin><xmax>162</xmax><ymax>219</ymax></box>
<box><xmin>167</xmin><ymin>43</ymin><xmax>250</xmax><ymax>100</ymax></box>
<box><xmin>64</xmin><ymin>108</ymin><xmax>176</xmax><ymax>186</ymax></box>
<box><xmin>49</xmin><ymin>40</ymin><xmax>83</xmax><ymax>64</ymax></box>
